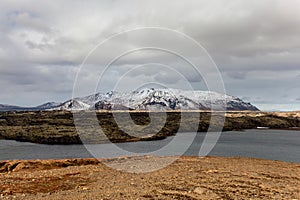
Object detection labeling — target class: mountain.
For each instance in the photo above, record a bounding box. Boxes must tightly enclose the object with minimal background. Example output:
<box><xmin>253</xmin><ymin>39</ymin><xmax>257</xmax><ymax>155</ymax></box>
<box><xmin>0</xmin><ymin>89</ymin><xmax>259</xmax><ymax>112</ymax></box>
<box><xmin>51</xmin><ymin>88</ymin><xmax>259</xmax><ymax>111</ymax></box>
<box><xmin>0</xmin><ymin>102</ymin><xmax>61</xmax><ymax>112</ymax></box>
<box><xmin>0</xmin><ymin>104</ymin><xmax>25</xmax><ymax>112</ymax></box>
<box><xmin>36</xmin><ymin>102</ymin><xmax>62</xmax><ymax>109</ymax></box>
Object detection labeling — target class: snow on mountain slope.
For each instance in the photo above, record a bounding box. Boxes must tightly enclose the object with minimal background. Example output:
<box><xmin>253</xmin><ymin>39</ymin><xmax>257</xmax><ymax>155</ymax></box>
<box><xmin>54</xmin><ymin>99</ymin><xmax>91</xmax><ymax>110</ymax></box>
<box><xmin>52</xmin><ymin>88</ymin><xmax>259</xmax><ymax>111</ymax></box>
<box><xmin>36</xmin><ymin>102</ymin><xmax>62</xmax><ymax>109</ymax></box>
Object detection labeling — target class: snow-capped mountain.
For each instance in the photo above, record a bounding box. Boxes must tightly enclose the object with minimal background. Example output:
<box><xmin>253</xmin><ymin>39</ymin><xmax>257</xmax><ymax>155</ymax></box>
<box><xmin>36</xmin><ymin>102</ymin><xmax>62</xmax><ymax>109</ymax></box>
<box><xmin>0</xmin><ymin>102</ymin><xmax>61</xmax><ymax>112</ymax></box>
<box><xmin>52</xmin><ymin>88</ymin><xmax>259</xmax><ymax>111</ymax></box>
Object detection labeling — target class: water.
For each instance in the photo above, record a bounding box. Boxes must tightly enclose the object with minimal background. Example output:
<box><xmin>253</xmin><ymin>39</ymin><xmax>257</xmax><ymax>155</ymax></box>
<box><xmin>0</xmin><ymin>130</ymin><xmax>299</xmax><ymax>163</ymax></box>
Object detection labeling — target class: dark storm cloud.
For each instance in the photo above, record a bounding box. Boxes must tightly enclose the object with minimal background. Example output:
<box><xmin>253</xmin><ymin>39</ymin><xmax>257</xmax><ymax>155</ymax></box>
<box><xmin>0</xmin><ymin>0</ymin><xmax>299</xmax><ymax>110</ymax></box>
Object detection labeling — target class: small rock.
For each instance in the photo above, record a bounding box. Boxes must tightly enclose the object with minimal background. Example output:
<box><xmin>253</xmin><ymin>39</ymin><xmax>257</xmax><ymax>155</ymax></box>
<box><xmin>194</xmin><ymin>187</ymin><xmax>206</xmax><ymax>194</ymax></box>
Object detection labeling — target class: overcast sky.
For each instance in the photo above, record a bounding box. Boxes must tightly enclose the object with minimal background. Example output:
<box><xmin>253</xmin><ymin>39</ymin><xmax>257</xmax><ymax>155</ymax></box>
<box><xmin>0</xmin><ymin>0</ymin><xmax>300</xmax><ymax>111</ymax></box>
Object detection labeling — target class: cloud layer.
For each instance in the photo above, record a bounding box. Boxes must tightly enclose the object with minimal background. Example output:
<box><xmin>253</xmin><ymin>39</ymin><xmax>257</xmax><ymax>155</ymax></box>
<box><xmin>0</xmin><ymin>0</ymin><xmax>300</xmax><ymax>110</ymax></box>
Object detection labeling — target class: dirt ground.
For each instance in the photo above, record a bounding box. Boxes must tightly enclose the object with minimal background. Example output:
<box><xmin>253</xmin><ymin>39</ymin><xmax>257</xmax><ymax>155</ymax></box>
<box><xmin>0</xmin><ymin>156</ymin><xmax>299</xmax><ymax>200</ymax></box>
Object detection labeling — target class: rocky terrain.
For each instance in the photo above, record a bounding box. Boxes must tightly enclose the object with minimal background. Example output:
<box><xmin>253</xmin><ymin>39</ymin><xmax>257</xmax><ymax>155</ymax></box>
<box><xmin>0</xmin><ymin>156</ymin><xmax>299</xmax><ymax>199</ymax></box>
<box><xmin>0</xmin><ymin>111</ymin><xmax>299</xmax><ymax>144</ymax></box>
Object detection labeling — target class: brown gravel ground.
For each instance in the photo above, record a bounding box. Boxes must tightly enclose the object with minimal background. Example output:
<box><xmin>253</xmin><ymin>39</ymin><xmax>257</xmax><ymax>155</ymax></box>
<box><xmin>0</xmin><ymin>156</ymin><xmax>299</xmax><ymax>200</ymax></box>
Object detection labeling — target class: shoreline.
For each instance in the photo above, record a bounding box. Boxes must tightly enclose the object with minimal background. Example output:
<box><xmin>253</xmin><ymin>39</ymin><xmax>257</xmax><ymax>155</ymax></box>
<box><xmin>0</xmin><ymin>127</ymin><xmax>300</xmax><ymax>145</ymax></box>
<box><xmin>1</xmin><ymin>154</ymin><xmax>299</xmax><ymax>167</ymax></box>
<box><xmin>0</xmin><ymin>155</ymin><xmax>299</xmax><ymax>199</ymax></box>
<box><xmin>0</xmin><ymin>111</ymin><xmax>299</xmax><ymax>145</ymax></box>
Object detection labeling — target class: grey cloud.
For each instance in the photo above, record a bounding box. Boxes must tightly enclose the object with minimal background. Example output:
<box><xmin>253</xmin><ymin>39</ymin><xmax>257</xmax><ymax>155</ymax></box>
<box><xmin>226</xmin><ymin>71</ymin><xmax>247</xmax><ymax>80</ymax></box>
<box><xmin>7</xmin><ymin>11</ymin><xmax>51</xmax><ymax>33</ymax></box>
<box><xmin>25</xmin><ymin>40</ymin><xmax>52</xmax><ymax>51</ymax></box>
<box><xmin>0</xmin><ymin>63</ymin><xmax>77</xmax><ymax>105</ymax></box>
<box><xmin>0</xmin><ymin>0</ymin><xmax>299</xmax><ymax>110</ymax></box>
<box><xmin>154</xmin><ymin>72</ymin><xmax>179</xmax><ymax>84</ymax></box>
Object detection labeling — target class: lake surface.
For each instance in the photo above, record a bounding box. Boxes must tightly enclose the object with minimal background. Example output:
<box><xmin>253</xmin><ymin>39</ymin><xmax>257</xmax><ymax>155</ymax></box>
<box><xmin>0</xmin><ymin>130</ymin><xmax>299</xmax><ymax>163</ymax></box>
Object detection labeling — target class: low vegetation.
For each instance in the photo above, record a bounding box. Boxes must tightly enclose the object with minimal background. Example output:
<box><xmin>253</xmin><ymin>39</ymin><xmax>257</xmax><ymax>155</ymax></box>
<box><xmin>0</xmin><ymin>111</ymin><xmax>299</xmax><ymax>144</ymax></box>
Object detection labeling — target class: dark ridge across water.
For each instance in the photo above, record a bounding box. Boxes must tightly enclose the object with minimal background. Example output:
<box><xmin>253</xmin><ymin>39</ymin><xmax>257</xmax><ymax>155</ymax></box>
<box><xmin>0</xmin><ymin>130</ymin><xmax>299</xmax><ymax>163</ymax></box>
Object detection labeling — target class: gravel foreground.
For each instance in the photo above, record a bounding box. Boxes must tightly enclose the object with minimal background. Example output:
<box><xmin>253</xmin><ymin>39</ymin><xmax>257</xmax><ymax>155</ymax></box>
<box><xmin>0</xmin><ymin>156</ymin><xmax>299</xmax><ymax>200</ymax></box>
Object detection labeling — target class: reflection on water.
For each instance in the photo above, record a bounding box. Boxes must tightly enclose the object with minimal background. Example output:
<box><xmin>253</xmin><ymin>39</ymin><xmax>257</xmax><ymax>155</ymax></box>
<box><xmin>0</xmin><ymin>130</ymin><xmax>299</xmax><ymax>163</ymax></box>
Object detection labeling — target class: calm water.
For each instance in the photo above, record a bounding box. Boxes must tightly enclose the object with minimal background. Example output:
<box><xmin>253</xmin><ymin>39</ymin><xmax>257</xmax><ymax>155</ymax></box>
<box><xmin>0</xmin><ymin>130</ymin><xmax>299</xmax><ymax>163</ymax></box>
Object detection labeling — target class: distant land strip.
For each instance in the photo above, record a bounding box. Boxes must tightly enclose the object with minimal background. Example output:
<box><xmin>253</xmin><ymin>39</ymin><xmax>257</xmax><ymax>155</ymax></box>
<box><xmin>0</xmin><ymin>111</ymin><xmax>299</xmax><ymax>145</ymax></box>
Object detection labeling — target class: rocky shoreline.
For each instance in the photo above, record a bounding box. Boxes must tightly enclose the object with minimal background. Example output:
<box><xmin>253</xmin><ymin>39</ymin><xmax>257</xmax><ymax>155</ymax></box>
<box><xmin>0</xmin><ymin>156</ymin><xmax>299</xmax><ymax>199</ymax></box>
<box><xmin>0</xmin><ymin>111</ymin><xmax>299</xmax><ymax>144</ymax></box>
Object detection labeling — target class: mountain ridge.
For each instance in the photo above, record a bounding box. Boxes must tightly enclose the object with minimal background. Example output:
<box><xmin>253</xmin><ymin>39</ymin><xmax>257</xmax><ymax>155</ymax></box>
<box><xmin>55</xmin><ymin>88</ymin><xmax>259</xmax><ymax>111</ymax></box>
<box><xmin>0</xmin><ymin>88</ymin><xmax>259</xmax><ymax>112</ymax></box>
<box><xmin>0</xmin><ymin>102</ymin><xmax>61</xmax><ymax>112</ymax></box>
